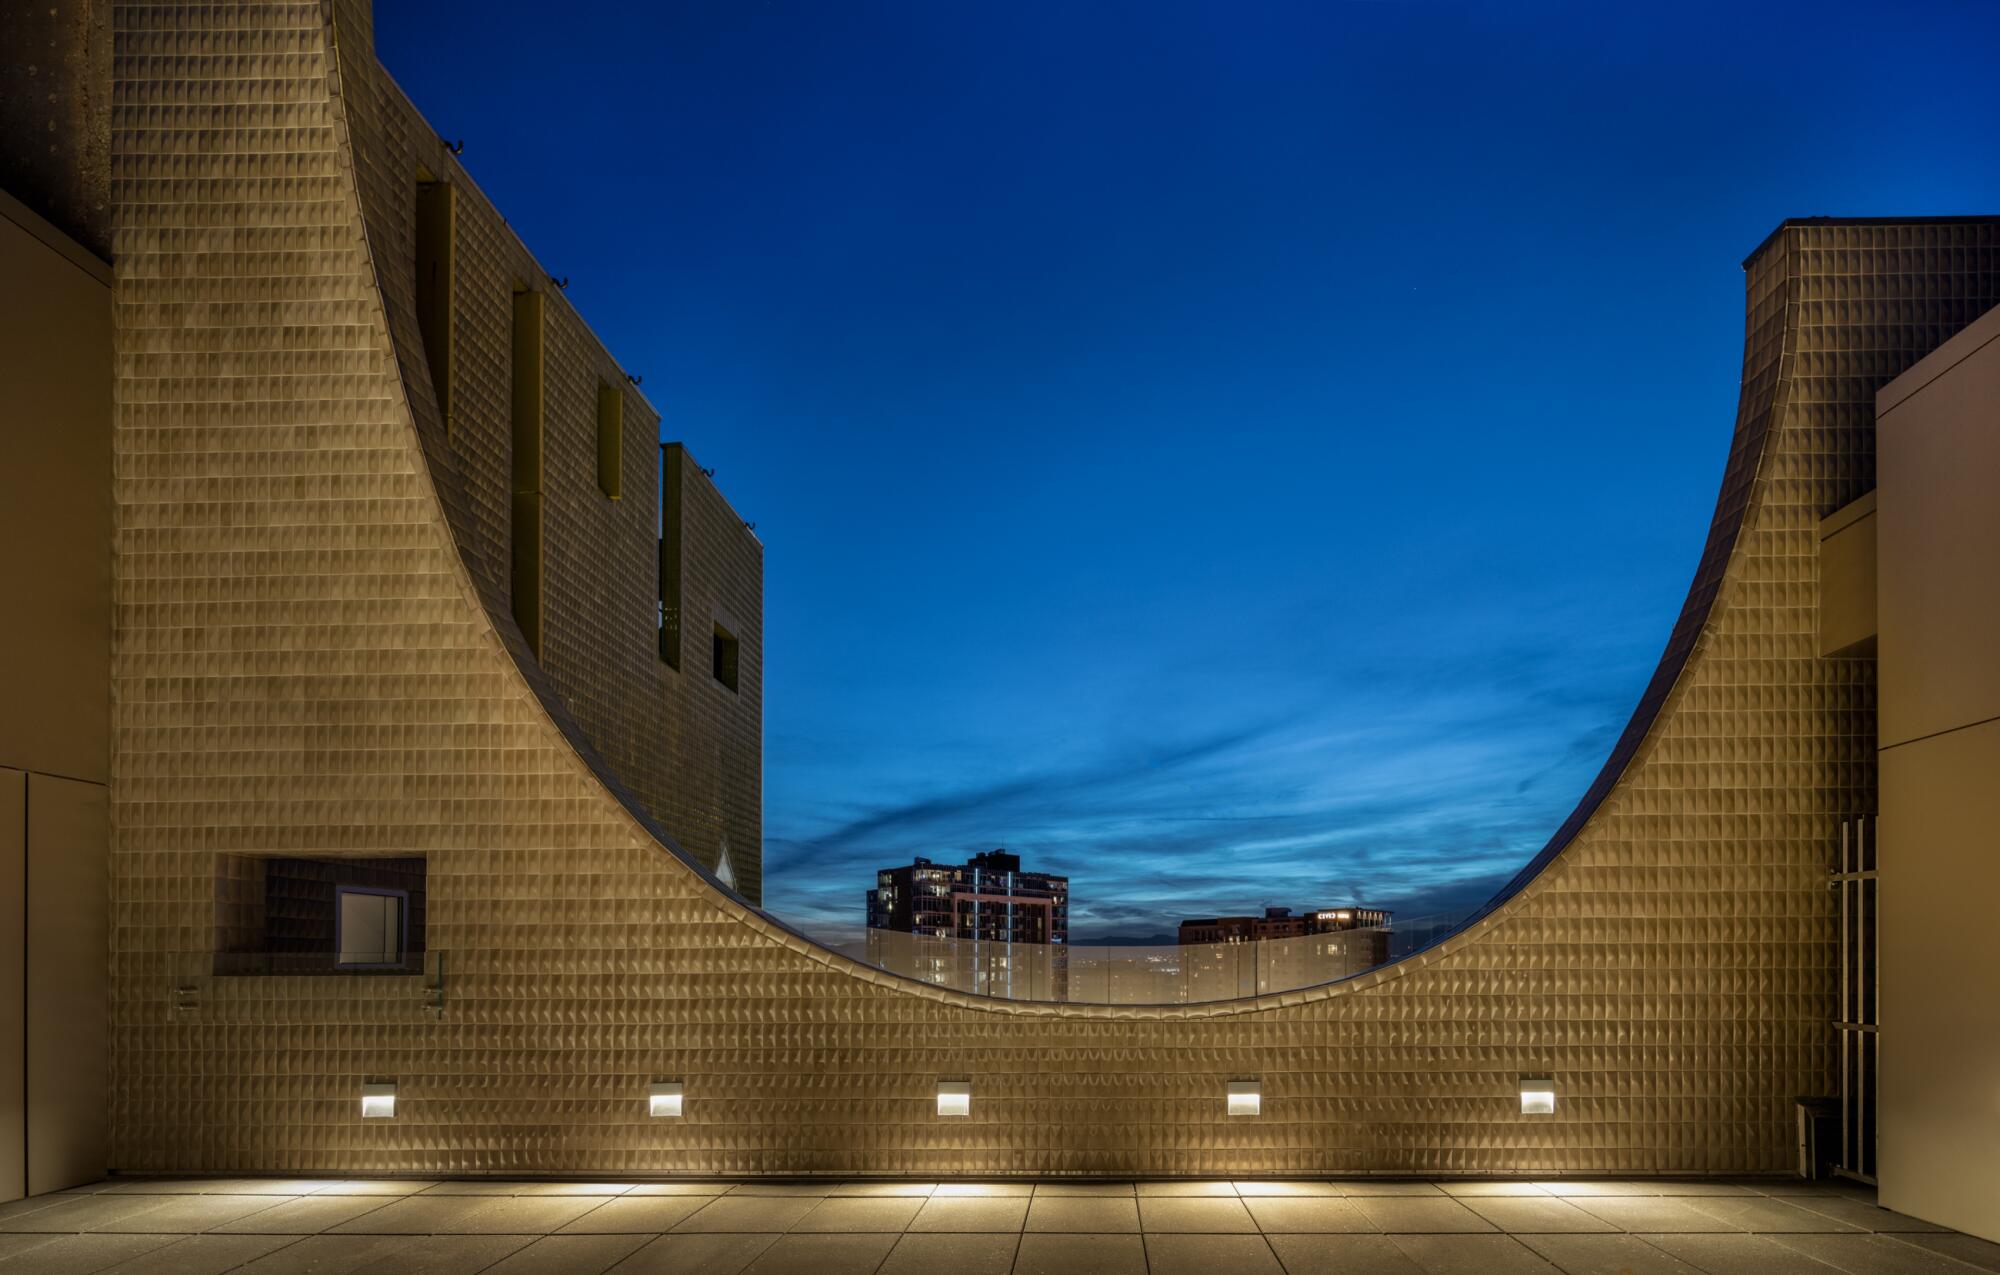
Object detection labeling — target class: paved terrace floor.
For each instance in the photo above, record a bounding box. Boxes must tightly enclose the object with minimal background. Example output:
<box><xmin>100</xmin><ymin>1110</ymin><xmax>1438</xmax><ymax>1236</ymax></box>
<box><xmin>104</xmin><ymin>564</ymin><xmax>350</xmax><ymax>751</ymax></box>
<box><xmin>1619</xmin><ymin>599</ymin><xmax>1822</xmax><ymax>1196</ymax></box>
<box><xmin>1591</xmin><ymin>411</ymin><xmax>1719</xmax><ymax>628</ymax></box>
<box><xmin>1</xmin><ymin>1176</ymin><xmax>1994</xmax><ymax>1275</ymax></box>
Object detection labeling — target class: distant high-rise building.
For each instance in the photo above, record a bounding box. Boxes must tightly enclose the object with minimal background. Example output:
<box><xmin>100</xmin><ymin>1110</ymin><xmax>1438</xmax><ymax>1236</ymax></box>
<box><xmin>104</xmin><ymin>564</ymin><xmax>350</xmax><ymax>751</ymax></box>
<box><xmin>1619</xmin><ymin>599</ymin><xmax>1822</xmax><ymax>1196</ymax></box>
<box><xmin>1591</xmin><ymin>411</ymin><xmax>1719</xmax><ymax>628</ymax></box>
<box><xmin>1178</xmin><ymin>905</ymin><xmax>1391</xmax><ymax>947</ymax></box>
<box><xmin>867</xmin><ymin>849</ymin><xmax>1069</xmax><ymax>945</ymax></box>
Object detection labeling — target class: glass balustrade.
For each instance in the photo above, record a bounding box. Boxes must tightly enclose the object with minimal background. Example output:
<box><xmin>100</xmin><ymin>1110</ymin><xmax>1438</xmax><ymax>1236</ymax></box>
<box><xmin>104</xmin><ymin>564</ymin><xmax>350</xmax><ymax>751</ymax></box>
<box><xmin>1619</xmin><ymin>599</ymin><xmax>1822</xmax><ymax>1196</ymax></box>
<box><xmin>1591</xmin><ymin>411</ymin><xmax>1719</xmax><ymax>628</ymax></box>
<box><xmin>811</xmin><ymin>911</ymin><xmax>1472</xmax><ymax>1005</ymax></box>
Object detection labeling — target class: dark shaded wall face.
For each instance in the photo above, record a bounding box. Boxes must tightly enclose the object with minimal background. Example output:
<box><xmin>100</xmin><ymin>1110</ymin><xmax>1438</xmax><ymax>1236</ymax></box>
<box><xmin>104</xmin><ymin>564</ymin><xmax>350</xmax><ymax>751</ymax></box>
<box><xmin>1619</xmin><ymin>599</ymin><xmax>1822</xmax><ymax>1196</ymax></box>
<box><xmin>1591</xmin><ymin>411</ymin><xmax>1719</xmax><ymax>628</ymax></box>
<box><xmin>0</xmin><ymin>0</ymin><xmax>111</xmax><ymax>256</ymax></box>
<box><xmin>326</xmin><ymin>5</ymin><xmax>763</xmax><ymax>899</ymax></box>
<box><xmin>0</xmin><ymin>187</ymin><xmax>113</xmax><ymax>1201</ymax></box>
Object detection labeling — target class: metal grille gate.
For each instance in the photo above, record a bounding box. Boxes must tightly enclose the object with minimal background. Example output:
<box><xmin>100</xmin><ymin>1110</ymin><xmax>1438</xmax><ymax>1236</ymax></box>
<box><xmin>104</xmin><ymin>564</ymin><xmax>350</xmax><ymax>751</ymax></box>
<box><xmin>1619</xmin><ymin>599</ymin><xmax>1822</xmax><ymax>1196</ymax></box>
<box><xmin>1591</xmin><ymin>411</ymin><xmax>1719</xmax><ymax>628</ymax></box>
<box><xmin>1834</xmin><ymin>816</ymin><xmax>1878</xmax><ymax>1183</ymax></box>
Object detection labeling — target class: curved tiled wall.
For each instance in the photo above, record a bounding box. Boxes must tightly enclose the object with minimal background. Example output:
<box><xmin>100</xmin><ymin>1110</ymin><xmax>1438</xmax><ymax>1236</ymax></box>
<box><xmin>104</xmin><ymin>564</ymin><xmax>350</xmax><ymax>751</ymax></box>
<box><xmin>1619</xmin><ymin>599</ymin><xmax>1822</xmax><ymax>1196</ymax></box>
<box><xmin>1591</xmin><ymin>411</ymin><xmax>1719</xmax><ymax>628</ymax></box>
<box><xmin>107</xmin><ymin>1</ymin><xmax>2000</xmax><ymax>1176</ymax></box>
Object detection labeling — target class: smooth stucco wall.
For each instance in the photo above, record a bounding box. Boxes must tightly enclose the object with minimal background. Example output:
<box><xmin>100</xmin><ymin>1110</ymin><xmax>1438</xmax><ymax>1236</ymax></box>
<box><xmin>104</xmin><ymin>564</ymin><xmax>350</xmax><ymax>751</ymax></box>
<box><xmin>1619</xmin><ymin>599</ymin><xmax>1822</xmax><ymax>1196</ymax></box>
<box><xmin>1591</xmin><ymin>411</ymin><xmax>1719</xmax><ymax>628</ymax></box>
<box><xmin>0</xmin><ymin>188</ymin><xmax>111</xmax><ymax>786</ymax></box>
<box><xmin>0</xmin><ymin>187</ymin><xmax>111</xmax><ymax>1200</ymax></box>
<box><xmin>0</xmin><ymin>771</ymin><xmax>22</xmax><ymax>1203</ymax></box>
<box><xmin>1877</xmin><ymin>302</ymin><xmax>2000</xmax><ymax>1242</ymax></box>
<box><xmin>25</xmin><ymin>775</ymin><xmax>109</xmax><ymax>1195</ymax></box>
<box><xmin>1817</xmin><ymin>492</ymin><xmax>1876</xmax><ymax>658</ymax></box>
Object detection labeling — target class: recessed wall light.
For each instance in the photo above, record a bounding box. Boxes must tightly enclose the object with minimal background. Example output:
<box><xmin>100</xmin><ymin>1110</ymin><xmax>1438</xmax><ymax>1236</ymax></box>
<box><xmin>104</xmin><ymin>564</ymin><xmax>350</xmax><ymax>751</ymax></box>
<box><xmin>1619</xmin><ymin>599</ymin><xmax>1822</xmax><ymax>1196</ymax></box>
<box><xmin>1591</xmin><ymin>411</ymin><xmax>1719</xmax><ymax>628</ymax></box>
<box><xmin>649</xmin><ymin>1082</ymin><xmax>684</xmax><ymax>1118</ymax></box>
<box><xmin>361</xmin><ymin>1082</ymin><xmax>396</xmax><ymax>1119</ymax></box>
<box><xmin>1227</xmin><ymin>1080</ymin><xmax>1261</xmax><ymax>1117</ymax></box>
<box><xmin>1519</xmin><ymin>1075</ymin><xmax>1556</xmax><ymax>1115</ymax></box>
<box><xmin>936</xmin><ymin>1080</ymin><xmax>971</xmax><ymax>1118</ymax></box>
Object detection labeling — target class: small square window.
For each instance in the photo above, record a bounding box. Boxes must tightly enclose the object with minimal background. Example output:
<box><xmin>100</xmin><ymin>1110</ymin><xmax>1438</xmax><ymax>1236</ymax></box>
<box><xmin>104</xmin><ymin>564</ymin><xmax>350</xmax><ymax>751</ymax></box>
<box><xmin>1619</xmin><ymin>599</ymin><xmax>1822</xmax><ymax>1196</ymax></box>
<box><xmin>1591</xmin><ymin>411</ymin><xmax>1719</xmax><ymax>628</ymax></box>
<box><xmin>337</xmin><ymin>887</ymin><xmax>407</xmax><ymax>968</ymax></box>
<box><xmin>712</xmin><ymin>622</ymin><xmax>739</xmax><ymax>692</ymax></box>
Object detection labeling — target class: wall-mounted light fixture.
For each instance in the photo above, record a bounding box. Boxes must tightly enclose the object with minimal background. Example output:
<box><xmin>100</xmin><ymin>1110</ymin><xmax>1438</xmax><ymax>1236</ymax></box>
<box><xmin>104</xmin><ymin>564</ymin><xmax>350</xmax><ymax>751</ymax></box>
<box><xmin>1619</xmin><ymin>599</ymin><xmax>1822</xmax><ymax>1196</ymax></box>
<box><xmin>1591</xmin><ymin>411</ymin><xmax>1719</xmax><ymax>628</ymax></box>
<box><xmin>361</xmin><ymin>1082</ymin><xmax>397</xmax><ymax>1119</ymax></box>
<box><xmin>936</xmin><ymin>1080</ymin><xmax>971</xmax><ymax>1118</ymax></box>
<box><xmin>1227</xmin><ymin>1080</ymin><xmax>1262</xmax><ymax>1117</ymax></box>
<box><xmin>649</xmin><ymin>1082</ymin><xmax>684</xmax><ymax>1118</ymax></box>
<box><xmin>1519</xmin><ymin>1075</ymin><xmax>1556</xmax><ymax>1115</ymax></box>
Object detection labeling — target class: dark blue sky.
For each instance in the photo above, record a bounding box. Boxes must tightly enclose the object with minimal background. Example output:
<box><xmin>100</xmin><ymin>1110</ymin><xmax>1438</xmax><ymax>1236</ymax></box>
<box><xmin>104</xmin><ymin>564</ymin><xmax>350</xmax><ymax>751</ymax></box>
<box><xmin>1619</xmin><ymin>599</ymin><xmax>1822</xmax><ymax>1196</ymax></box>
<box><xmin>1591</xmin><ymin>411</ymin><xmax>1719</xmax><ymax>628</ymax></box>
<box><xmin>377</xmin><ymin>2</ymin><xmax>2000</xmax><ymax>940</ymax></box>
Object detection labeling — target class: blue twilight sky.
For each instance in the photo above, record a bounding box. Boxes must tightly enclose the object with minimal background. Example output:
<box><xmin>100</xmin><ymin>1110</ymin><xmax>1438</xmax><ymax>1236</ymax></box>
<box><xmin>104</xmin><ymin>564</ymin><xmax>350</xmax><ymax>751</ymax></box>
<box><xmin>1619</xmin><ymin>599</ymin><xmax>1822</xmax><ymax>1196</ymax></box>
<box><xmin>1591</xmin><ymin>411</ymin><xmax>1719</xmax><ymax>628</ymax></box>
<box><xmin>375</xmin><ymin>1</ymin><xmax>2000</xmax><ymax>941</ymax></box>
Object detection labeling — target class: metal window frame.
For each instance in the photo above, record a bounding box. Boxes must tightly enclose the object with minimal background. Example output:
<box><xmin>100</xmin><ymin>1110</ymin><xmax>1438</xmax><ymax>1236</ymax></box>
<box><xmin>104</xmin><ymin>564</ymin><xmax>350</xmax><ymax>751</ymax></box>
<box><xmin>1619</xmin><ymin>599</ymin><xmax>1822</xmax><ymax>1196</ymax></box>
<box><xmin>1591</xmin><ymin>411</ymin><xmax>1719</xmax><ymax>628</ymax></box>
<box><xmin>334</xmin><ymin>884</ymin><xmax>411</xmax><ymax>970</ymax></box>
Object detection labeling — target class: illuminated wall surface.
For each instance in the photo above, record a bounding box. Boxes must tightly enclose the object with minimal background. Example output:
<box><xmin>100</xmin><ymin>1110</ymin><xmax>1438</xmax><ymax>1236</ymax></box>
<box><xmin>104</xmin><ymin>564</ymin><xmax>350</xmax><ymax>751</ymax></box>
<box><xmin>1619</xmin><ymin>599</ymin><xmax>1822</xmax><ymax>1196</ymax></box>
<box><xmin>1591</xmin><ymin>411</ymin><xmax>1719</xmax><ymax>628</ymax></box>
<box><xmin>105</xmin><ymin>0</ymin><xmax>2000</xmax><ymax>1176</ymax></box>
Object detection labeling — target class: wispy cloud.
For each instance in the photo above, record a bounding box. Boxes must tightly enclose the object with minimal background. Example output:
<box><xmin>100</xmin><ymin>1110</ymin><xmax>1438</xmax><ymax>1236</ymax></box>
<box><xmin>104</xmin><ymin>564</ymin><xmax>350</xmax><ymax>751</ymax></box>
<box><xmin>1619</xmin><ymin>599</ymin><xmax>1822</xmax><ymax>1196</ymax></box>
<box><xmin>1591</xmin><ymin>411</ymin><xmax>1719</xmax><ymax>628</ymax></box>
<box><xmin>764</xmin><ymin>578</ymin><xmax>1664</xmax><ymax>941</ymax></box>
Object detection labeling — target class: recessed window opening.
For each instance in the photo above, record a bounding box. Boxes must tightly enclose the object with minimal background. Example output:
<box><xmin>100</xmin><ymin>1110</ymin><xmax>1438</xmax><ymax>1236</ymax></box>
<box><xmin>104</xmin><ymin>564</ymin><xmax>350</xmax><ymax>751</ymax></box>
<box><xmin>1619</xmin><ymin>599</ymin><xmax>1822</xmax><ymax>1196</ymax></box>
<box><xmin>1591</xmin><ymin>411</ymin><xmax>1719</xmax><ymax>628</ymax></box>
<box><xmin>596</xmin><ymin>380</ymin><xmax>623</xmax><ymax>499</ymax></box>
<box><xmin>414</xmin><ymin>178</ymin><xmax>454</xmax><ymax>434</ymax></box>
<box><xmin>214</xmin><ymin>855</ymin><xmax>427</xmax><ymax>976</ymax></box>
<box><xmin>337</xmin><ymin>886</ymin><xmax>409</xmax><ymax>968</ymax></box>
<box><xmin>712</xmin><ymin>621</ymin><xmax>740</xmax><ymax>692</ymax></box>
<box><xmin>511</xmin><ymin>286</ymin><xmax>545</xmax><ymax>657</ymax></box>
<box><xmin>659</xmin><ymin>444</ymin><xmax>682</xmax><ymax>670</ymax></box>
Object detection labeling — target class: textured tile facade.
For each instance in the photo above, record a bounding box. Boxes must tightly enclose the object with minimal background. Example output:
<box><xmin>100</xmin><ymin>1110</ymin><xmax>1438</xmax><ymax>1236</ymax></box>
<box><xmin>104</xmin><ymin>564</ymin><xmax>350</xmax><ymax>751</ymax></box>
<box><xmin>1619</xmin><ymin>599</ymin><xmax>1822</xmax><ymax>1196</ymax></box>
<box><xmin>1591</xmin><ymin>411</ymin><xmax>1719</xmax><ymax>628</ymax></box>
<box><xmin>328</xmin><ymin>0</ymin><xmax>762</xmax><ymax>898</ymax></box>
<box><xmin>106</xmin><ymin>1</ymin><xmax>2000</xmax><ymax>1178</ymax></box>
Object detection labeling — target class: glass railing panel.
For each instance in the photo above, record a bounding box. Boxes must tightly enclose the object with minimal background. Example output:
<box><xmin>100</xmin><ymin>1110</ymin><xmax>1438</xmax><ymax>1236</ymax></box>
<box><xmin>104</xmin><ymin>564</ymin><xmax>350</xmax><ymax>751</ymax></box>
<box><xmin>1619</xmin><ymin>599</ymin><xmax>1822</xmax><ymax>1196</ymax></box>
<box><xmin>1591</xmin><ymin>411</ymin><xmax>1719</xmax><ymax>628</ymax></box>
<box><xmin>813</xmin><ymin>909</ymin><xmax>1472</xmax><ymax>1006</ymax></box>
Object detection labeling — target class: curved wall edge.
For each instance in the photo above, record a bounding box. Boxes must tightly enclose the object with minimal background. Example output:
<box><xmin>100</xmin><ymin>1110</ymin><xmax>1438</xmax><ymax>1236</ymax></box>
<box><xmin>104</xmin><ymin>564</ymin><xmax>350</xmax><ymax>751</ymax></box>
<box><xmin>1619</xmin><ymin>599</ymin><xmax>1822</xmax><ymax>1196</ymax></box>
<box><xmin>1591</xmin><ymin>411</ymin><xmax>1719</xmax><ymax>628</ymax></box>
<box><xmin>106</xmin><ymin>1</ymin><xmax>2000</xmax><ymax>1175</ymax></box>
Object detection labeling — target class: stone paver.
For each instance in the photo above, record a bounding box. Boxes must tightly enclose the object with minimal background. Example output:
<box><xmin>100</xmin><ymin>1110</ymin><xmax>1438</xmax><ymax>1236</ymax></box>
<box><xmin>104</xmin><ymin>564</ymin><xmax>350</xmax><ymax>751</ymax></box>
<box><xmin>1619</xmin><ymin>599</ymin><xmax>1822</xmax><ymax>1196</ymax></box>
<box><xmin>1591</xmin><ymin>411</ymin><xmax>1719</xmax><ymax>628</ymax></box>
<box><xmin>1461</xmin><ymin>1197</ymin><xmax>1617</xmax><ymax>1234</ymax></box>
<box><xmin>906</xmin><ymin>1195</ymin><xmax>1031</xmax><ymax>1232</ymax></box>
<box><xmin>312</xmin><ymin>1179</ymin><xmax>439</xmax><ymax>1196</ymax></box>
<box><xmin>1012</xmin><ymin>1232</ymin><xmax>1147</xmax><ymax>1275</ymax></box>
<box><xmin>210</xmin><ymin>1195</ymin><xmax>396</xmax><ymax>1234</ymax></box>
<box><xmin>1516</xmin><ymin>1232</ymin><xmax>1708</xmax><ymax>1274</ymax></box>
<box><xmin>1343</xmin><ymin>1181</ymin><xmax>1448</xmax><ymax>1197</ymax></box>
<box><xmin>1640</xmin><ymin>1232</ymin><xmax>1853</xmax><ymax>1275</ymax></box>
<box><xmin>233</xmin><ymin>1234</ymin><xmax>531</xmax><ymax>1274</ymax></box>
<box><xmin>553</xmin><ymin>1195</ymin><xmax>709</xmax><ymax>1233</ymax></box>
<box><xmin>1023</xmin><ymin>1195</ymin><xmax>1141</xmax><ymax>1232</ymax></box>
<box><xmin>878</xmin><ymin>1232</ymin><xmax>1019</xmax><ymax>1275</ymax></box>
<box><xmin>1236</xmin><ymin>1179</ymin><xmax>1345</xmax><ymax>1196</ymax></box>
<box><xmin>1683</xmin><ymin>1196</ymin><xmax>1866</xmax><ymax>1233</ymax></box>
<box><xmin>1390</xmin><ymin>1234</ymin><xmax>1565</xmax><ymax>1273</ymax></box>
<box><xmin>0</xmin><ymin>1233</ymin><xmax>180</xmax><ymax>1273</ymax></box>
<box><xmin>96</xmin><ymin>1234</ymin><xmax>305</xmax><ymax>1274</ymax></box>
<box><xmin>1265</xmin><ymin>1234</ymin><xmax>1425</xmax><ymax>1275</ymax></box>
<box><xmin>789</xmin><ymin>1197</ymin><xmax>925</xmax><ymax>1232</ymax></box>
<box><xmin>1781</xmin><ymin>1196</ymin><xmax>1952</xmax><ymax>1233</ymax></box>
<box><xmin>613</xmin><ymin>1233</ymin><xmax>779</xmax><ymax>1275</ymax></box>
<box><xmin>831</xmin><ymin>1181</ymin><xmax>937</xmax><ymax>1197</ymax></box>
<box><xmin>478</xmin><ymin>1234</ymin><xmax>649</xmax><ymax>1274</ymax></box>
<box><xmin>1890</xmin><ymin>1233</ymin><xmax>2000</xmax><ymax>1272</ymax></box>
<box><xmin>670</xmin><ymin>1195</ymin><xmax>819</xmax><ymax>1232</ymax></box>
<box><xmin>1773</xmin><ymin>1232</ymin><xmax>1988</xmax><ymax>1275</ymax></box>
<box><xmin>1349</xmin><ymin>1196</ymin><xmax>1498</xmax><ymax>1233</ymax></box>
<box><xmin>1136</xmin><ymin>1195</ymin><xmax>1258</xmax><ymax>1232</ymax></box>
<box><xmin>0</xmin><ymin>1174</ymin><xmax>1980</xmax><ymax>1274</ymax></box>
<box><xmin>740</xmin><ymin>1232</ymin><xmax>896</xmax><ymax>1273</ymax></box>
<box><xmin>90</xmin><ymin>1195</ymin><xmax>288</xmax><ymax>1233</ymax></box>
<box><xmin>1441</xmin><ymin>1181</ymin><xmax>1552</xmax><ymax>1197</ymax></box>
<box><xmin>1146</xmin><ymin>1232</ymin><xmax>1285</xmax><ymax>1274</ymax></box>
<box><xmin>1243</xmin><ymin>1195</ymin><xmax>1377</xmax><ymax>1232</ymax></box>
<box><xmin>0</xmin><ymin>1193</ymin><xmax>177</xmax><ymax>1233</ymax></box>
<box><xmin>1568</xmin><ymin>1196</ymin><xmax>1744</xmax><ymax>1232</ymax></box>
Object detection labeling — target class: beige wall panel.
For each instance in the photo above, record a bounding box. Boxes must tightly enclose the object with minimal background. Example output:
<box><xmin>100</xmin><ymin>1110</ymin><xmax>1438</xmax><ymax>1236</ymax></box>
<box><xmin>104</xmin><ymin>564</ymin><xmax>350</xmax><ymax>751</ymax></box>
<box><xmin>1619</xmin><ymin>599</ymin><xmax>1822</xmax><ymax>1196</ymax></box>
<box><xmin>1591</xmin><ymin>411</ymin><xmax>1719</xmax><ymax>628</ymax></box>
<box><xmin>1876</xmin><ymin>302</ymin><xmax>2000</xmax><ymax>1239</ymax></box>
<box><xmin>100</xmin><ymin>1</ymin><xmax>2000</xmax><ymax>1178</ymax></box>
<box><xmin>0</xmin><ymin>194</ymin><xmax>112</xmax><ymax>785</ymax></box>
<box><xmin>1877</xmin><ymin>312</ymin><xmax>2000</xmax><ymax>749</ymax></box>
<box><xmin>26</xmin><ymin>773</ymin><xmax>106</xmax><ymax>1194</ymax></box>
<box><xmin>1879</xmin><ymin>717</ymin><xmax>2000</xmax><ymax>1241</ymax></box>
<box><xmin>0</xmin><ymin>768</ymin><xmax>23</xmax><ymax>1205</ymax></box>
<box><xmin>1816</xmin><ymin>494</ymin><xmax>1876</xmax><ymax>657</ymax></box>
